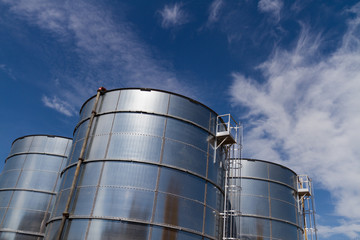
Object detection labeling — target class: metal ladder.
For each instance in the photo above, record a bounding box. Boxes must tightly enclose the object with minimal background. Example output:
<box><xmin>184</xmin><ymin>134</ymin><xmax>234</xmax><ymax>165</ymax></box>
<box><xmin>297</xmin><ymin>175</ymin><xmax>318</xmax><ymax>240</ymax></box>
<box><xmin>214</xmin><ymin>114</ymin><xmax>242</xmax><ymax>240</ymax></box>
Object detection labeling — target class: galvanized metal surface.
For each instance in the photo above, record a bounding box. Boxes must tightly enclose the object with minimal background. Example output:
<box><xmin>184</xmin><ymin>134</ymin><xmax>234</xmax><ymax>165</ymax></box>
<box><xmin>230</xmin><ymin>158</ymin><xmax>303</xmax><ymax>240</ymax></box>
<box><xmin>0</xmin><ymin>135</ymin><xmax>72</xmax><ymax>239</ymax></box>
<box><xmin>46</xmin><ymin>89</ymin><xmax>225</xmax><ymax>240</ymax></box>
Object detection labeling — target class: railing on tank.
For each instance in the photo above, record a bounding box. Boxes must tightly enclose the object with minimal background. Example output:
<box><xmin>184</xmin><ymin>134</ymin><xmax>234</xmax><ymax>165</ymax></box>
<box><xmin>214</xmin><ymin>114</ymin><xmax>242</xmax><ymax>240</ymax></box>
<box><xmin>297</xmin><ymin>175</ymin><xmax>318</xmax><ymax>240</ymax></box>
<box><xmin>298</xmin><ymin>175</ymin><xmax>312</xmax><ymax>196</ymax></box>
<box><xmin>216</xmin><ymin>114</ymin><xmax>237</xmax><ymax>147</ymax></box>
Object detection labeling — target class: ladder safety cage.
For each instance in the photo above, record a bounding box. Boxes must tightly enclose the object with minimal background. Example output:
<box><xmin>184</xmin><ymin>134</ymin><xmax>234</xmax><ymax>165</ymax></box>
<box><xmin>214</xmin><ymin>114</ymin><xmax>243</xmax><ymax>240</ymax></box>
<box><xmin>297</xmin><ymin>175</ymin><xmax>318</xmax><ymax>240</ymax></box>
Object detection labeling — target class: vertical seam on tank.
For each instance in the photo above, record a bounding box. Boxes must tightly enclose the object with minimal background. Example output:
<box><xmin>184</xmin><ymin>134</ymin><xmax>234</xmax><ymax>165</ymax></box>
<box><xmin>0</xmin><ymin>136</ymin><xmax>34</xmax><ymax>228</ymax></box>
<box><xmin>147</xmin><ymin>93</ymin><xmax>170</xmax><ymax>240</ymax></box>
<box><xmin>202</xmin><ymin>111</ymin><xmax>212</xmax><ymax>237</ymax></box>
<box><xmin>84</xmin><ymin>90</ymin><xmax>121</xmax><ymax>240</ymax></box>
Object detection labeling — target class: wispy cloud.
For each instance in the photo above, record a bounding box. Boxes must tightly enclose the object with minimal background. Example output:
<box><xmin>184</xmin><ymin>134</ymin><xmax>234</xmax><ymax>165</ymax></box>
<box><xmin>207</xmin><ymin>0</ymin><xmax>224</xmax><ymax>24</ymax></box>
<box><xmin>258</xmin><ymin>0</ymin><xmax>283</xmax><ymax>22</ymax></box>
<box><xmin>230</xmin><ymin>3</ymin><xmax>360</xmax><ymax>238</ymax></box>
<box><xmin>1</xmin><ymin>0</ymin><xmax>191</xmax><ymax>116</ymax></box>
<box><xmin>158</xmin><ymin>2</ymin><xmax>189</xmax><ymax>29</ymax></box>
<box><xmin>42</xmin><ymin>95</ymin><xmax>76</xmax><ymax>117</ymax></box>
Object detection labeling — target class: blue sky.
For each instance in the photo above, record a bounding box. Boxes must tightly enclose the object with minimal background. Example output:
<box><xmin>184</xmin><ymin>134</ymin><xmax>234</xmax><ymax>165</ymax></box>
<box><xmin>1</xmin><ymin>0</ymin><xmax>360</xmax><ymax>239</ymax></box>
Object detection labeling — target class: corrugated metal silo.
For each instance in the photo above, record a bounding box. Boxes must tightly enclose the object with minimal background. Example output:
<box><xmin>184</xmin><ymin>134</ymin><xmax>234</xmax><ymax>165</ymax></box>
<box><xmin>0</xmin><ymin>135</ymin><xmax>72</xmax><ymax>239</ymax></box>
<box><xmin>229</xmin><ymin>158</ymin><xmax>303</xmax><ymax>240</ymax></box>
<box><xmin>46</xmin><ymin>88</ymin><xmax>225</xmax><ymax>240</ymax></box>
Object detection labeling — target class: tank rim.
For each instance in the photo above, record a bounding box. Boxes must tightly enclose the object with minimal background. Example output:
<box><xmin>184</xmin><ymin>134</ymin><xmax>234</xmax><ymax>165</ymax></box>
<box><xmin>11</xmin><ymin>134</ymin><xmax>72</xmax><ymax>146</ymax></box>
<box><xmin>79</xmin><ymin>87</ymin><xmax>219</xmax><ymax>116</ymax></box>
<box><xmin>240</xmin><ymin>158</ymin><xmax>298</xmax><ymax>175</ymax></box>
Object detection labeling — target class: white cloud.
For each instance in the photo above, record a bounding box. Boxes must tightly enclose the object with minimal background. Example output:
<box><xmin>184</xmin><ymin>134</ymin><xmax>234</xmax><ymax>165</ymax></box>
<box><xmin>208</xmin><ymin>0</ymin><xmax>224</xmax><ymax>24</ymax></box>
<box><xmin>258</xmin><ymin>0</ymin><xmax>283</xmax><ymax>22</ymax></box>
<box><xmin>42</xmin><ymin>95</ymin><xmax>76</xmax><ymax>117</ymax></box>
<box><xmin>1</xmin><ymin>0</ymin><xmax>192</xmax><ymax>116</ymax></box>
<box><xmin>159</xmin><ymin>3</ymin><xmax>189</xmax><ymax>29</ymax></box>
<box><xmin>318</xmin><ymin>221</ymin><xmax>360</xmax><ymax>239</ymax></box>
<box><xmin>230</xmin><ymin>3</ymin><xmax>360</xmax><ymax>238</ymax></box>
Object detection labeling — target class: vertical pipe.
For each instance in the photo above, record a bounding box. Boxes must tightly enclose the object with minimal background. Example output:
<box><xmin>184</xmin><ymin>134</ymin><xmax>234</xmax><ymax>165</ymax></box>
<box><xmin>300</xmin><ymin>179</ymin><xmax>308</xmax><ymax>240</ymax></box>
<box><xmin>309</xmin><ymin>179</ymin><xmax>317</xmax><ymax>240</ymax></box>
<box><xmin>307</xmin><ymin>197</ymin><xmax>313</xmax><ymax>240</ymax></box>
<box><xmin>311</xmin><ymin>183</ymin><xmax>318</xmax><ymax>240</ymax></box>
<box><xmin>56</xmin><ymin>87</ymin><xmax>105</xmax><ymax>240</ymax></box>
<box><xmin>222</xmin><ymin>160</ymin><xmax>229</xmax><ymax>240</ymax></box>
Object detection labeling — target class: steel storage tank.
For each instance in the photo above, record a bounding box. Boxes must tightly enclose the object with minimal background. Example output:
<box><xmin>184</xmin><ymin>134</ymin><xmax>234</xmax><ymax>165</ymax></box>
<box><xmin>45</xmin><ymin>88</ymin><xmax>225</xmax><ymax>240</ymax></box>
<box><xmin>0</xmin><ymin>135</ymin><xmax>72</xmax><ymax>239</ymax></box>
<box><xmin>229</xmin><ymin>158</ymin><xmax>302</xmax><ymax>240</ymax></box>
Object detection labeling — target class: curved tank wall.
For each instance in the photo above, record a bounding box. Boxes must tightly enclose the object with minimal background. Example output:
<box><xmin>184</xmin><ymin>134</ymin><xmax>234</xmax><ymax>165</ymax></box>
<box><xmin>229</xmin><ymin>158</ymin><xmax>302</xmax><ymax>240</ymax></box>
<box><xmin>0</xmin><ymin>135</ymin><xmax>72</xmax><ymax>239</ymax></box>
<box><xmin>46</xmin><ymin>88</ymin><xmax>225</xmax><ymax>240</ymax></box>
